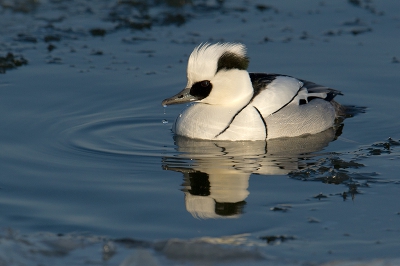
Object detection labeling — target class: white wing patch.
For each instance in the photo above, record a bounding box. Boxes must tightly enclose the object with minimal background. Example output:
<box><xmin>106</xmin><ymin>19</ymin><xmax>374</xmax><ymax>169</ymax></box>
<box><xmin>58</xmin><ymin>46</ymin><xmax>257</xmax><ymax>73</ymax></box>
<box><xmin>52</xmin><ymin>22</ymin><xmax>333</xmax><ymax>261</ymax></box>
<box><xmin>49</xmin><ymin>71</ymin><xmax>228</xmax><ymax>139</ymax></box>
<box><xmin>265</xmin><ymin>99</ymin><xmax>336</xmax><ymax>139</ymax></box>
<box><xmin>251</xmin><ymin>76</ymin><xmax>303</xmax><ymax>117</ymax></box>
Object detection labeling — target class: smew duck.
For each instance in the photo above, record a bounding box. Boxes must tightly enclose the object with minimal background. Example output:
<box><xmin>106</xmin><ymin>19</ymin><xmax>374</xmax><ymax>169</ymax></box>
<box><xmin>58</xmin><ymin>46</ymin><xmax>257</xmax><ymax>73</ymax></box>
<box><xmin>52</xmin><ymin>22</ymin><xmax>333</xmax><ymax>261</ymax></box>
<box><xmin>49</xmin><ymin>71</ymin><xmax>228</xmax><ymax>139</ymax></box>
<box><xmin>162</xmin><ymin>43</ymin><xmax>343</xmax><ymax>141</ymax></box>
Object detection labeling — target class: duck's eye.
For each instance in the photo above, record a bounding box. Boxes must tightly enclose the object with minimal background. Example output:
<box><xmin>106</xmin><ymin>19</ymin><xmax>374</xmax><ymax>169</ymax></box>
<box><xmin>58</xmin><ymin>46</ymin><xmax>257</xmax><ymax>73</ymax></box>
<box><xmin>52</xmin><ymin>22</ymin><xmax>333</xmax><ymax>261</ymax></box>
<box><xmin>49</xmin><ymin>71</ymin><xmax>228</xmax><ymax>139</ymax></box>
<box><xmin>190</xmin><ymin>80</ymin><xmax>212</xmax><ymax>99</ymax></box>
<box><xmin>200</xmin><ymin>80</ymin><xmax>210</xmax><ymax>87</ymax></box>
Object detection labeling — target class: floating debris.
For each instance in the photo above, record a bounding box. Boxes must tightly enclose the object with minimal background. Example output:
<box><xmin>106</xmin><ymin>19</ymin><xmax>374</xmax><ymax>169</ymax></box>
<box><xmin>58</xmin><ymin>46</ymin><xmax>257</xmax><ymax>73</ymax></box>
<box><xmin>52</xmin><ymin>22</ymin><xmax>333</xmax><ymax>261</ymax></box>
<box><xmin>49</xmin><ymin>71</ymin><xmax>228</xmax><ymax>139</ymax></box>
<box><xmin>44</xmin><ymin>34</ymin><xmax>61</xmax><ymax>42</ymax></box>
<box><xmin>308</xmin><ymin>217</ymin><xmax>320</xmax><ymax>223</ymax></box>
<box><xmin>0</xmin><ymin>53</ymin><xmax>28</xmax><ymax>73</ymax></box>
<box><xmin>350</xmin><ymin>27</ymin><xmax>372</xmax><ymax>35</ymax></box>
<box><xmin>47</xmin><ymin>44</ymin><xmax>56</xmax><ymax>52</ymax></box>
<box><xmin>122</xmin><ymin>36</ymin><xmax>157</xmax><ymax>44</ymax></box>
<box><xmin>0</xmin><ymin>0</ymin><xmax>39</xmax><ymax>13</ymax></box>
<box><xmin>289</xmin><ymin>137</ymin><xmax>400</xmax><ymax>201</ymax></box>
<box><xmin>323</xmin><ymin>29</ymin><xmax>343</xmax><ymax>37</ymax></box>
<box><xmin>347</xmin><ymin>0</ymin><xmax>384</xmax><ymax>15</ymax></box>
<box><xmin>14</xmin><ymin>33</ymin><xmax>37</xmax><ymax>43</ymax></box>
<box><xmin>342</xmin><ymin>18</ymin><xmax>366</xmax><ymax>26</ymax></box>
<box><xmin>259</xmin><ymin>235</ymin><xmax>296</xmax><ymax>245</ymax></box>
<box><xmin>255</xmin><ymin>4</ymin><xmax>274</xmax><ymax>12</ymax></box>
<box><xmin>90</xmin><ymin>28</ymin><xmax>107</xmax><ymax>37</ymax></box>
<box><xmin>263</xmin><ymin>36</ymin><xmax>273</xmax><ymax>43</ymax></box>
<box><xmin>323</xmin><ymin>27</ymin><xmax>372</xmax><ymax>36</ymax></box>
<box><xmin>270</xmin><ymin>205</ymin><xmax>292</xmax><ymax>212</ymax></box>
<box><xmin>313</xmin><ymin>193</ymin><xmax>328</xmax><ymax>200</ymax></box>
<box><xmin>46</xmin><ymin>56</ymin><xmax>62</xmax><ymax>64</ymax></box>
<box><xmin>91</xmin><ymin>50</ymin><xmax>103</xmax><ymax>55</ymax></box>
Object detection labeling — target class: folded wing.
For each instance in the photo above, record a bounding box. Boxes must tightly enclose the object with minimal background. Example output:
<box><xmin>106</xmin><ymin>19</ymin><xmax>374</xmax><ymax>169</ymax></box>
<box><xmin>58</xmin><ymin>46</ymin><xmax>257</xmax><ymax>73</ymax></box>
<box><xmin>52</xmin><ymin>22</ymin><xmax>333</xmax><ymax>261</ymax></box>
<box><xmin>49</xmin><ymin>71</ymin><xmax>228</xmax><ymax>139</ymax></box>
<box><xmin>249</xmin><ymin>73</ymin><xmax>342</xmax><ymax>118</ymax></box>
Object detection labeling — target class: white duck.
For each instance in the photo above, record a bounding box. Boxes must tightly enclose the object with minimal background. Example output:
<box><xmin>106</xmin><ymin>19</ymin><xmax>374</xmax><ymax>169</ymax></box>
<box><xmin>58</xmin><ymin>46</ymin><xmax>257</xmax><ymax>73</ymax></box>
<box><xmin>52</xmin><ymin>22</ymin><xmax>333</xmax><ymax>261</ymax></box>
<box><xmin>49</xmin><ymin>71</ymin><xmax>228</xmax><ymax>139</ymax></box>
<box><xmin>162</xmin><ymin>43</ymin><xmax>343</xmax><ymax>141</ymax></box>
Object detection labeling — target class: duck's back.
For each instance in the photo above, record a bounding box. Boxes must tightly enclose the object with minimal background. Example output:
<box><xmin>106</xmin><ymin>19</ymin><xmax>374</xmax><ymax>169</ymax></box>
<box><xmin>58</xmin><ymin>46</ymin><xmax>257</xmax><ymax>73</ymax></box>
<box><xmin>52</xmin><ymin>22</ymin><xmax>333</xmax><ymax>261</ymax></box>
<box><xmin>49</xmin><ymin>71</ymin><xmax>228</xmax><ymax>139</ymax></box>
<box><xmin>264</xmin><ymin>98</ymin><xmax>336</xmax><ymax>139</ymax></box>
<box><xmin>249</xmin><ymin>73</ymin><xmax>342</xmax><ymax>139</ymax></box>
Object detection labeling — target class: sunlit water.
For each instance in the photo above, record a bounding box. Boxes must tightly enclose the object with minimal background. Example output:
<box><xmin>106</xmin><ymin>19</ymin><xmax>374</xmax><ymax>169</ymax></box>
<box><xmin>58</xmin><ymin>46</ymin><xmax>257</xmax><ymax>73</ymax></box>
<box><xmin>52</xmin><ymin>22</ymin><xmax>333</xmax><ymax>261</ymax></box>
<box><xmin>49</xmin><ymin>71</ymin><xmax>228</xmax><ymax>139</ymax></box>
<box><xmin>0</xmin><ymin>0</ymin><xmax>400</xmax><ymax>265</ymax></box>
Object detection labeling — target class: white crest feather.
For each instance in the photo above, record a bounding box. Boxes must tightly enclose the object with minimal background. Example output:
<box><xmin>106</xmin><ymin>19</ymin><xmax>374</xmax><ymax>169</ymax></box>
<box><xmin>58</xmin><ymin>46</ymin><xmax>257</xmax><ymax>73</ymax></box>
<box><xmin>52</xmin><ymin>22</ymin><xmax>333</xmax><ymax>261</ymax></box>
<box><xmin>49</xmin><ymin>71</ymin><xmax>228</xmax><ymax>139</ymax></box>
<box><xmin>186</xmin><ymin>42</ymin><xmax>247</xmax><ymax>86</ymax></box>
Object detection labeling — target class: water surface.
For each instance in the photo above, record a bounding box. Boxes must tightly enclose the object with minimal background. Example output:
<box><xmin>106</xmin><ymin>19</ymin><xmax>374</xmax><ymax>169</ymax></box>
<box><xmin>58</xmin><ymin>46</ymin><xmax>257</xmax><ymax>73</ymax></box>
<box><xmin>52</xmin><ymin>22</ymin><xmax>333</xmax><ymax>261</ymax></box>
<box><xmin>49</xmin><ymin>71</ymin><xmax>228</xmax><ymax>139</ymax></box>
<box><xmin>0</xmin><ymin>0</ymin><xmax>400</xmax><ymax>265</ymax></box>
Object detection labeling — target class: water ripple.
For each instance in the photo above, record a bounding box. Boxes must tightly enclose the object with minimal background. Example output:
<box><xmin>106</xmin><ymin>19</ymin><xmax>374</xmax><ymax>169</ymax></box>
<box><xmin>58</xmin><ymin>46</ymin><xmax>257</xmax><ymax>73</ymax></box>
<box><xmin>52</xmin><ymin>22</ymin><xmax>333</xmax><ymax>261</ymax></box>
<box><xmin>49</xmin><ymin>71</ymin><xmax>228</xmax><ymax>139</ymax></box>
<box><xmin>59</xmin><ymin>114</ymin><xmax>174</xmax><ymax>159</ymax></box>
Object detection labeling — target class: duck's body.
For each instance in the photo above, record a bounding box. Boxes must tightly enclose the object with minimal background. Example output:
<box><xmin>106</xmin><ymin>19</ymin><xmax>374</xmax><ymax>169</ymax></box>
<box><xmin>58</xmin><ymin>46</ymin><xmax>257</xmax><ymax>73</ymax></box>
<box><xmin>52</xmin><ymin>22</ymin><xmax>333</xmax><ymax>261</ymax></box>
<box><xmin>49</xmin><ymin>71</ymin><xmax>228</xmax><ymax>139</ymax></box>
<box><xmin>162</xmin><ymin>43</ymin><xmax>343</xmax><ymax>141</ymax></box>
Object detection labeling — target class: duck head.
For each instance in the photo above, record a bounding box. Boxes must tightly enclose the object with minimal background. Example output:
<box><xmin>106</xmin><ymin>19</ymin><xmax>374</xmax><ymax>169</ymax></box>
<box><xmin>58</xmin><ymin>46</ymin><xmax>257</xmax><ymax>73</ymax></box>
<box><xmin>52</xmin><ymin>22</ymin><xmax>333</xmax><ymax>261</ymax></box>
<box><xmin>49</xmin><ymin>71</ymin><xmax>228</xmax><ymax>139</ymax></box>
<box><xmin>162</xmin><ymin>43</ymin><xmax>254</xmax><ymax>107</ymax></box>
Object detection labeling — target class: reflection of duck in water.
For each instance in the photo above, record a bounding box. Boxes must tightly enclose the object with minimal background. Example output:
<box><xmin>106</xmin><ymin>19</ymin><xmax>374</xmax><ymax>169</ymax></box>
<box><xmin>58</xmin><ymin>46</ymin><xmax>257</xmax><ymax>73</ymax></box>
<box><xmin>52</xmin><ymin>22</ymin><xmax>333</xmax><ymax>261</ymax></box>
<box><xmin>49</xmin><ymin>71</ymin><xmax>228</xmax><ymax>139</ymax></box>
<box><xmin>162</xmin><ymin>43</ymin><xmax>345</xmax><ymax>141</ymax></box>
<box><xmin>163</xmin><ymin>129</ymin><xmax>341</xmax><ymax>219</ymax></box>
<box><xmin>179</xmin><ymin>169</ymin><xmax>248</xmax><ymax>219</ymax></box>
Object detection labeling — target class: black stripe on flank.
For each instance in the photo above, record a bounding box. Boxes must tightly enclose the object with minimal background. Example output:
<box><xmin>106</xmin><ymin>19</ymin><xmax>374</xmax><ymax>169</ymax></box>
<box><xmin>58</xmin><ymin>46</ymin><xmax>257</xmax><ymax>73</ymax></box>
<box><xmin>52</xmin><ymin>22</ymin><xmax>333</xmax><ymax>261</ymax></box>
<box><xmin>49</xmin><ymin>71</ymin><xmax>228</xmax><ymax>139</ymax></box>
<box><xmin>271</xmin><ymin>87</ymin><xmax>302</xmax><ymax>115</ymax></box>
<box><xmin>254</xmin><ymin>106</ymin><xmax>267</xmax><ymax>139</ymax></box>
<box><xmin>215</xmin><ymin>73</ymin><xmax>302</xmax><ymax>139</ymax></box>
<box><xmin>215</xmin><ymin>74</ymin><xmax>281</xmax><ymax>138</ymax></box>
<box><xmin>215</xmin><ymin>104</ymin><xmax>250</xmax><ymax>138</ymax></box>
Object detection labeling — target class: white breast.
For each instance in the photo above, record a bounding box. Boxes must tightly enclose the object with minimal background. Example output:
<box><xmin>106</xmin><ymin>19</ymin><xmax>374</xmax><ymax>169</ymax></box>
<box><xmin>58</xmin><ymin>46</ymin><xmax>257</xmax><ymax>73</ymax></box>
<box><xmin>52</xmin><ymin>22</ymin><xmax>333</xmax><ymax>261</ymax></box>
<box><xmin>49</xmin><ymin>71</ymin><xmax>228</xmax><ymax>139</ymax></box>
<box><xmin>174</xmin><ymin>104</ymin><xmax>266</xmax><ymax>141</ymax></box>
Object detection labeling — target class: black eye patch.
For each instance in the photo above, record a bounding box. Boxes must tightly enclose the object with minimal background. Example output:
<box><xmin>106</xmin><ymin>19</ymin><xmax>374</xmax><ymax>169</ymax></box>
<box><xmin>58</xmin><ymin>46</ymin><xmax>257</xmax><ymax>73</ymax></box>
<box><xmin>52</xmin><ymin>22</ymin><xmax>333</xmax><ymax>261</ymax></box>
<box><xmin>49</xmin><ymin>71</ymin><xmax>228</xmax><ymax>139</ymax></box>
<box><xmin>190</xmin><ymin>80</ymin><xmax>212</xmax><ymax>99</ymax></box>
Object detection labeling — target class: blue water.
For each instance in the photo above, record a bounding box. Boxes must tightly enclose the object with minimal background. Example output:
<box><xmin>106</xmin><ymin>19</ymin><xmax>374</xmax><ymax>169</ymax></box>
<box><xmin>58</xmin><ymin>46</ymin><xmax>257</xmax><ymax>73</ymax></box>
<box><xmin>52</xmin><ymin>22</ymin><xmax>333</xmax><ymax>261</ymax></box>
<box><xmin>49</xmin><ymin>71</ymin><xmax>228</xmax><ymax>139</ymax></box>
<box><xmin>0</xmin><ymin>0</ymin><xmax>400</xmax><ymax>265</ymax></box>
